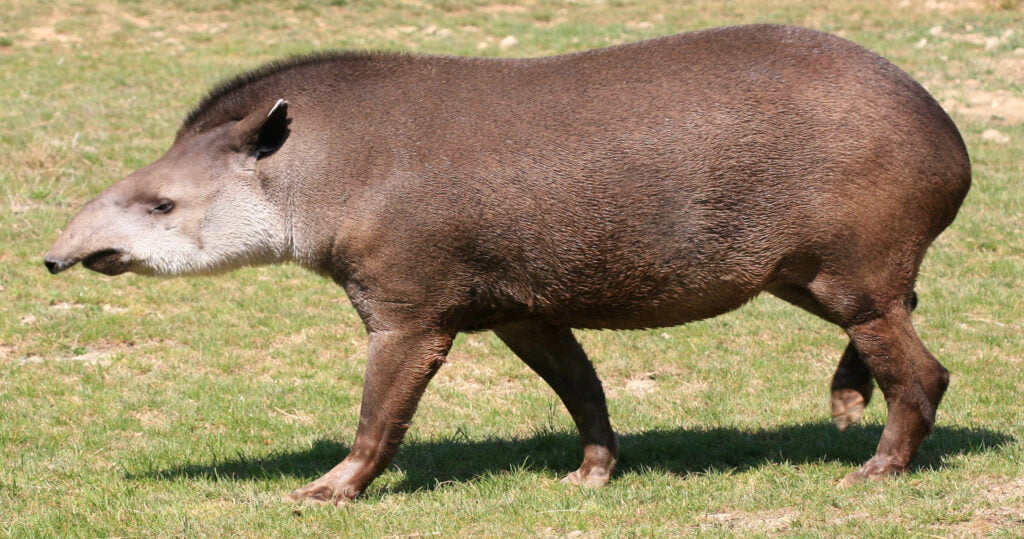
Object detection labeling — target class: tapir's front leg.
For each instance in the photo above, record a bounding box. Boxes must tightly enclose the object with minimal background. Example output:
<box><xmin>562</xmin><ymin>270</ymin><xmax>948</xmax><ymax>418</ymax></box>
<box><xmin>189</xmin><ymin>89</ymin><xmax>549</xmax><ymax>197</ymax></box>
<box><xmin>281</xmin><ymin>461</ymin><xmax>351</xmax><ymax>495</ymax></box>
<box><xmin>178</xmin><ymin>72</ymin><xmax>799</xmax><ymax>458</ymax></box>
<box><xmin>288</xmin><ymin>327</ymin><xmax>452</xmax><ymax>505</ymax></box>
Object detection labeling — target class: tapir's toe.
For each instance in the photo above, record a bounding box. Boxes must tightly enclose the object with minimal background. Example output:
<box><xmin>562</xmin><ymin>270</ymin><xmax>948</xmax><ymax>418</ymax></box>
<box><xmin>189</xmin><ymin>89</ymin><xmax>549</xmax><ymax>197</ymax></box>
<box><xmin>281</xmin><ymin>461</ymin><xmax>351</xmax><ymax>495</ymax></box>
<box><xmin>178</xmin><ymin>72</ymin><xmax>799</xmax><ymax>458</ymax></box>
<box><xmin>838</xmin><ymin>456</ymin><xmax>907</xmax><ymax>488</ymax></box>
<box><xmin>837</xmin><ymin>471</ymin><xmax>867</xmax><ymax>488</ymax></box>
<box><xmin>287</xmin><ymin>481</ymin><xmax>355</xmax><ymax>507</ymax></box>
<box><xmin>831</xmin><ymin>388</ymin><xmax>867</xmax><ymax>432</ymax></box>
<box><xmin>561</xmin><ymin>468</ymin><xmax>611</xmax><ymax>488</ymax></box>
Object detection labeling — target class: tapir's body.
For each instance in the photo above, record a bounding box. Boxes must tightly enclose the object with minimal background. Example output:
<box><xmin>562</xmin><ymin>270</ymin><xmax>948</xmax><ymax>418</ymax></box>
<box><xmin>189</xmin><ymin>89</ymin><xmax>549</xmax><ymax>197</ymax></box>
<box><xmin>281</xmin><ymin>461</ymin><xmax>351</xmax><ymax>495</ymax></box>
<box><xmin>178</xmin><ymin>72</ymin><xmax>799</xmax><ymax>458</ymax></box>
<box><xmin>45</xmin><ymin>25</ymin><xmax>970</xmax><ymax>504</ymax></box>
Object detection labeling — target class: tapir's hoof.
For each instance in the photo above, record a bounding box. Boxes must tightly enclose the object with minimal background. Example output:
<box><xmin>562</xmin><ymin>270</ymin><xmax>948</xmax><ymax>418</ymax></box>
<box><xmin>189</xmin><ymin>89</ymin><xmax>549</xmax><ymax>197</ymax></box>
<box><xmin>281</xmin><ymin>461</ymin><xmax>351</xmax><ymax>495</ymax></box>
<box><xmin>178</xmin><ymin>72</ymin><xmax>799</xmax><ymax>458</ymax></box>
<box><xmin>286</xmin><ymin>481</ymin><xmax>355</xmax><ymax>507</ymax></box>
<box><xmin>561</xmin><ymin>469</ymin><xmax>611</xmax><ymax>487</ymax></box>
<box><xmin>837</xmin><ymin>471</ymin><xmax>870</xmax><ymax>488</ymax></box>
<box><xmin>831</xmin><ymin>388</ymin><xmax>867</xmax><ymax>432</ymax></box>
<box><xmin>838</xmin><ymin>457</ymin><xmax>906</xmax><ymax>488</ymax></box>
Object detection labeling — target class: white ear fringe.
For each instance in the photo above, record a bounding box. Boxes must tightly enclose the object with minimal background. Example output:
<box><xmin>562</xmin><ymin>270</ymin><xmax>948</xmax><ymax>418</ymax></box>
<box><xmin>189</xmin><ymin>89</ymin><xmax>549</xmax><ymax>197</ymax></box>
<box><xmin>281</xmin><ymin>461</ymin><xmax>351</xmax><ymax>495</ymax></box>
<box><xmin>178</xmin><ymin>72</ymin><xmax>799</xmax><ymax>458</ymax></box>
<box><xmin>268</xmin><ymin>98</ymin><xmax>286</xmax><ymax>118</ymax></box>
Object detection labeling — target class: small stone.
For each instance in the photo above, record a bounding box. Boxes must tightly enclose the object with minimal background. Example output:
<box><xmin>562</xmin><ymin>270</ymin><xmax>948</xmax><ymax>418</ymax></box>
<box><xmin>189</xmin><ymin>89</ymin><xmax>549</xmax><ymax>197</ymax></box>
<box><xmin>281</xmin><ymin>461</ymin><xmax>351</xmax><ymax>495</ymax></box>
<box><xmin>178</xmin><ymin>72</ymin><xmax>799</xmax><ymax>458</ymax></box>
<box><xmin>981</xmin><ymin>128</ymin><xmax>1010</xmax><ymax>144</ymax></box>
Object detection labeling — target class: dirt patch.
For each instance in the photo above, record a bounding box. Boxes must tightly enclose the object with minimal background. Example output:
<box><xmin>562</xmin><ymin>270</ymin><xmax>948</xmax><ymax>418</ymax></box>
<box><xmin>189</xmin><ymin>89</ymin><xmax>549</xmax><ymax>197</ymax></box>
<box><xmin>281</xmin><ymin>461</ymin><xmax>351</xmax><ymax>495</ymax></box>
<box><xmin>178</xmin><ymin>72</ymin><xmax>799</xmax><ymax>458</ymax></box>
<box><xmin>982</xmin><ymin>476</ymin><xmax>1024</xmax><ymax>502</ymax></box>
<box><xmin>902</xmin><ymin>0</ymin><xmax>990</xmax><ymax>11</ymax></box>
<box><xmin>828</xmin><ymin>510</ymin><xmax>872</xmax><ymax>525</ymax></box>
<box><xmin>919</xmin><ymin>26</ymin><xmax>1022</xmax><ymax>126</ymax></box>
<box><xmin>536</xmin><ymin>528</ymin><xmax>598</xmax><ymax>538</ymax></box>
<box><xmin>24</xmin><ymin>23</ymin><xmax>81</xmax><ymax>45</ymax></box>
<box><xmin>130</xmin><ymin>407</ymin><xmax>171</xmax><ymax>429</ymax></box>
<box><xmin>15</xmin><ymin>338</ymin><xmax>136</xmax><ymax>366</ymax></box>
<box><xmin>477</xmin><ymin>3</ymin><xmax>529</xmax><ymax>14</ymax></box>
<box><xmin>698</xmin><ymin>508</ymin><xmax>800</xmax><ymax>534</ymax></box>
<box><xmin>15</xmin><ymin>4</ymin><xmax>232</xmax><ymax>49</ymax></box>
<box><xmin>271</xmin><ymin>326</ymin><xmax>319</xmax><ymax>347</ymax></box>
<box><xmin>625</xmin><ymin>372</ymin><xmax>658</xmax><ymax>395</ymax></box>
<box><xmin>273</xmin><ymin>407</ymin><xmax>319</xmax><ymax>426</ymax></box>
<box><xmin>18</xmin><ymin>351</ymin><xmax>112</xmax><ymax>366</ymax></box>
<box><xmin>994</xmin><ymin>56</ymin><xmax>1024</xmax><ymax>81</ymax></box>
<box><xmin>943</xmin><ymin>477</ymin><xmax>1024</xmax><ymax>535</ymax></box>
<box><xmin>981</xmin><ymin>128</ymin><xmax>1012</xmax><ymax>143</ymax></box>
<box><xmin>172</xmin><ymin>21</ymin><xmax>229</xmax><ymax>35</ymax></box>
<box><xmin>434</xmin><ymin>342</ymin><xmax>527</xmax><ymax>396</ymax></box>
<box><xmin>944</xmin><ymin>84</ymin><xmax>1024</xmax><ymax>125</ymax></box>
<box><xmin>434</xmin><ymin>374</ymin><xmax>523</xmax><ymax>396</ymax></box>
<box><xmin>49</xmin><ymin>301</ymin><xmax>85</xmax><ymax>311</ymax></box>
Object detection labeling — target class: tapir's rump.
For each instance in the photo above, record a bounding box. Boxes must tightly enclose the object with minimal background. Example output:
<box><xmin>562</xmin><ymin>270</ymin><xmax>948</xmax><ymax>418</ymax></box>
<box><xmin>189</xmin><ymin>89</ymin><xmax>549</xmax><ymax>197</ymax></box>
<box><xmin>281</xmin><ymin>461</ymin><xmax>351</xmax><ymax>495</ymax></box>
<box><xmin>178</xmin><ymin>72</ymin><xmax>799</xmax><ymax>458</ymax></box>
<box><xmin>45</xmin><ymin>25</ymin><xmax>970</xmax><ymax>504</ymax></box>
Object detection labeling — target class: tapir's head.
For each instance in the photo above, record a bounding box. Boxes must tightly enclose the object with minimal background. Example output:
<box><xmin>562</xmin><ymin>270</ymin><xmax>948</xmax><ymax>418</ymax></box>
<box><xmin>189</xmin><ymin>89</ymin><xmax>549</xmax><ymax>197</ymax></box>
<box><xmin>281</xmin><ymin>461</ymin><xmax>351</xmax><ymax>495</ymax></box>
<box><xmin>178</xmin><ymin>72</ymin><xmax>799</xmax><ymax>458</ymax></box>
<box><xmin>44</xmin><ymin>99</ymin><xmax>292</xmax><ymax>277</ymax></box>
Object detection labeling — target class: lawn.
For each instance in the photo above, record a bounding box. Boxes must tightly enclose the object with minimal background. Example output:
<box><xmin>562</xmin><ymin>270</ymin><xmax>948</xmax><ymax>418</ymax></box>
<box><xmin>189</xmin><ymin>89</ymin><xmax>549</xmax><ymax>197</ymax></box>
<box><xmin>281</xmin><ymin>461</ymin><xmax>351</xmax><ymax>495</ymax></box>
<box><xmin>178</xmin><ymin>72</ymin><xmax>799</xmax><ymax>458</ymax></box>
<box><xmin>2</xmin><ymin>0</ymin><xmax>1022</xmax><ymax>535</ymax></box>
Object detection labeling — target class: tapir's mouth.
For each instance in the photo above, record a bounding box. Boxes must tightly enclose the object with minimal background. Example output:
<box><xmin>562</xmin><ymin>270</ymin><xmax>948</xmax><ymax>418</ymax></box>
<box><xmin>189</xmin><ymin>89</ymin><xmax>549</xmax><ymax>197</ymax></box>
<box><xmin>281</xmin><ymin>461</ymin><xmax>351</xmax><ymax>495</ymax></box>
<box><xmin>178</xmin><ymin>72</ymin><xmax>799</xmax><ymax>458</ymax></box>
<box><xmin>82</xmin><ymin>249</ymin><xmax>130</xmax><ymax>276</ymax></box>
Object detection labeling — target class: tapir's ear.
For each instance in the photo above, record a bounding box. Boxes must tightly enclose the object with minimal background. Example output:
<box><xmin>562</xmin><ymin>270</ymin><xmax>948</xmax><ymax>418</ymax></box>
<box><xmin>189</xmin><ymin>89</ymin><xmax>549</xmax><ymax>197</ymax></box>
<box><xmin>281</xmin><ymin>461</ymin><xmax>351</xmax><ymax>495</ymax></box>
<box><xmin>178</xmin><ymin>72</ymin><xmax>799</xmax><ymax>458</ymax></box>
<box><xmin>226</xmin><ymin>98</ymin><xmax>290</xmax><ymax>158</ymax></box>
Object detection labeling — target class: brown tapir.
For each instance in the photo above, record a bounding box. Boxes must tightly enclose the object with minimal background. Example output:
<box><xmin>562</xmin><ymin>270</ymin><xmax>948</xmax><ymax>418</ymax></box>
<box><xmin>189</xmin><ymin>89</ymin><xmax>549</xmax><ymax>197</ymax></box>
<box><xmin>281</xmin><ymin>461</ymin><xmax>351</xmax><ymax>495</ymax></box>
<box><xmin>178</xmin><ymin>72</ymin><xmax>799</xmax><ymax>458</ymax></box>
<box><xmin>44</xmin><ymin>24</ymin><xmax>970</xmax><ymax>504</ymax></box>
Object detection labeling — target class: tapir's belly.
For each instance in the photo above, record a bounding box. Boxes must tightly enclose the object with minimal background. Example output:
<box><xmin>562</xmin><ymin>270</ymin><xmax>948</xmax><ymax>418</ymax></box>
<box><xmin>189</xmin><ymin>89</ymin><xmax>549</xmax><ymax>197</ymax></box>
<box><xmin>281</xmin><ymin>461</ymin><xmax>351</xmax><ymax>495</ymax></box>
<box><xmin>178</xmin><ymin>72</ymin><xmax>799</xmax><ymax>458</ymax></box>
<box><xmin>519</xmin><ymin>256</ymin><xmax>778</xmax><ymax>331</ymax></box>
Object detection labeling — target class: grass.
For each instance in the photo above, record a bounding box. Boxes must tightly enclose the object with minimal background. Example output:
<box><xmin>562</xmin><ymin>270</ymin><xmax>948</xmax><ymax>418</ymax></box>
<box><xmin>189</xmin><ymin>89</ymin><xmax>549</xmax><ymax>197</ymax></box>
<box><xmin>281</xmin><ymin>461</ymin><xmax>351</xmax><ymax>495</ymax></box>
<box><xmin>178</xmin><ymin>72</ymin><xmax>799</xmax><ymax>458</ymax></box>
<box><xmin>2</xmin><ymin>0</ymin><xmax>1023</xmax><ymax>535</ymax></box>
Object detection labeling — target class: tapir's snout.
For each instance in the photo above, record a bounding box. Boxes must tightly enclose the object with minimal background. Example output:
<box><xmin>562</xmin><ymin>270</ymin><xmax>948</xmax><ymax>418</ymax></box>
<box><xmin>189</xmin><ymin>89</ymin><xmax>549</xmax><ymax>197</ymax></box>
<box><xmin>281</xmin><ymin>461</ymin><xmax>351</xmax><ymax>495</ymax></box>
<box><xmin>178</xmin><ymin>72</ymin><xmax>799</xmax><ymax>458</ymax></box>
<box><xmin>44</xmin><ymin>234</ymin><xmax>86</xmax><ymax>275</ymax></box>
<box><xmin>44</xmin><ymin>177</ymin><xmax>139</xmax><ymax>277</ymax></box>
<box><xmin>44</xmin><ymin>256</ymin><xmax>76</xmax><ymax>275</ymax></box>
<box><xmin>44</xmin><ymin>247</ymin><xmax>131</xmax><ymax>276</ymax></box>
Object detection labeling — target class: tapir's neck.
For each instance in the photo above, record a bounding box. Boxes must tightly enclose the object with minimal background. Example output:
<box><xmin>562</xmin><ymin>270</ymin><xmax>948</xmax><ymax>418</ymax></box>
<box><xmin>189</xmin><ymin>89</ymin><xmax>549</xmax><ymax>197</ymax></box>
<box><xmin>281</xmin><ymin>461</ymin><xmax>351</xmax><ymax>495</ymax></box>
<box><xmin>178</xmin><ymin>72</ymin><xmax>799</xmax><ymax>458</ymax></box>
<box><xmin>263</xmin><ymin>163</ymin><xmax>347</xmax><ymax>278</ymax></box>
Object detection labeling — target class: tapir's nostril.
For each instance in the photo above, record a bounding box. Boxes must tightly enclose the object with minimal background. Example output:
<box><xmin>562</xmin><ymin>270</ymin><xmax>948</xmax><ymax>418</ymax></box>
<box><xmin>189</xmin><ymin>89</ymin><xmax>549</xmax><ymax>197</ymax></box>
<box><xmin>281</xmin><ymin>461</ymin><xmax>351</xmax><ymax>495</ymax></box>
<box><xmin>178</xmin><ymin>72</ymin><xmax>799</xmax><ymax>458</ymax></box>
<box><xmin>44</xmin><ymin>257</ymin><xmax>69</xmax><ymax>274</ymax></box>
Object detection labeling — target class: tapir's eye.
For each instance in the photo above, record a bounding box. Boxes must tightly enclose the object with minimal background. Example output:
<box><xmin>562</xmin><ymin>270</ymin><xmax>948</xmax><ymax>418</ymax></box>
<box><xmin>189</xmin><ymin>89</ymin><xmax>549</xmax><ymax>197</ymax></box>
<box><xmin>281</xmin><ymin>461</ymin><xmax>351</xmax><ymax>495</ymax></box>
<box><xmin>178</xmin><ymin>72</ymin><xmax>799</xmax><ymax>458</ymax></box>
<box><xmin>151</xmin><ymin>200</ymin><xmax>175</xmax><ymax>214</ymax></box>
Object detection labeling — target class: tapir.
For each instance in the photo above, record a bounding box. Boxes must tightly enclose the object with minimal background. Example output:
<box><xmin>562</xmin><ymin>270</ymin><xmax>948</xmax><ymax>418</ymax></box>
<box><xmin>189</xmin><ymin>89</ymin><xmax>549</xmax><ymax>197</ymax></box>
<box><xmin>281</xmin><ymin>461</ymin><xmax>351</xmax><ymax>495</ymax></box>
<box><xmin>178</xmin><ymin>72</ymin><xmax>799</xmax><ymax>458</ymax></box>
<box><xmin>44</xmin><ymin>24</ymin><xmax>971</xmax><ymax>504</ymax></box>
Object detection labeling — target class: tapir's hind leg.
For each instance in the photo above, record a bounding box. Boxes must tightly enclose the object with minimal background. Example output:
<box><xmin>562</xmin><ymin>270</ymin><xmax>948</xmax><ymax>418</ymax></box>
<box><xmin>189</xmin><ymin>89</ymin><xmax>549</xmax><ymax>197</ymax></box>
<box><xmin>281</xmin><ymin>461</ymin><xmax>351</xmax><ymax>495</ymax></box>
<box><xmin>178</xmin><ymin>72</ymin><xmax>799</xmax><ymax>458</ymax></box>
<box><xmin>826</xmin><ymin>293</ymin><xmax>919</xmax><ymax>431</ymax></box>
<box><xmin>493</xmin><ymin>322</ymin><xmax>618</xmax><ymax>487</ymax></box>
<box><xmin>840</xmin><ymin>305</ymin><xmax>949</xmax><ymax>484</ymax></box>
<box><xmin>804</xmin><ymin>277</ymin><xmax>949</xmax><ymax>484</ymax></box>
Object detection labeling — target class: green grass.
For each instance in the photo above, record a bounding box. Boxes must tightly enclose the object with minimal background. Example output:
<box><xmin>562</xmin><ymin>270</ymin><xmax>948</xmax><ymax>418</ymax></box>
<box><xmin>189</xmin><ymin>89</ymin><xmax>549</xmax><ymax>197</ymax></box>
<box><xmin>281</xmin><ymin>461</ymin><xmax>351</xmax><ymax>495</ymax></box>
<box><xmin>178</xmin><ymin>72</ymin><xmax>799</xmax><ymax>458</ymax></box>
<box><xmin>2</xmin><ymin>0</ymin><xmax>1023</xmax><ymax>535</ymax></box>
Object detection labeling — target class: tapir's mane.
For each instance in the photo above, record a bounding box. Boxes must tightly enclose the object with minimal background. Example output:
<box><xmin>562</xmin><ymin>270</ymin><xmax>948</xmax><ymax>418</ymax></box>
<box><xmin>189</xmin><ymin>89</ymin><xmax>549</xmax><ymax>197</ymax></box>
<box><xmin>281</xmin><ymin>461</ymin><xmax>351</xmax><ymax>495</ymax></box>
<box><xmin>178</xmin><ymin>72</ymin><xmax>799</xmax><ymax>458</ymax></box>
<box><xmin>177</xmin><ymin>51</ymin><xmax>399</xmax><ymax>138</ymax></box>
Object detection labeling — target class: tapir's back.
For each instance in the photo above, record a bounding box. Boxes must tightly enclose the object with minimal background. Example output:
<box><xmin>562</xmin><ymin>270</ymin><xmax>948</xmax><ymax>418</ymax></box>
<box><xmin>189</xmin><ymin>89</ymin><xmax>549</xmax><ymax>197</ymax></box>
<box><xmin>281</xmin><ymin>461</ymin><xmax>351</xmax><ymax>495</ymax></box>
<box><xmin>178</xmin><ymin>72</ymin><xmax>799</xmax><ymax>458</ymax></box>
<box><xmin>292</xmin><ymin>25</ymin><xmax>969</xmax><ymax>329</ymax></box>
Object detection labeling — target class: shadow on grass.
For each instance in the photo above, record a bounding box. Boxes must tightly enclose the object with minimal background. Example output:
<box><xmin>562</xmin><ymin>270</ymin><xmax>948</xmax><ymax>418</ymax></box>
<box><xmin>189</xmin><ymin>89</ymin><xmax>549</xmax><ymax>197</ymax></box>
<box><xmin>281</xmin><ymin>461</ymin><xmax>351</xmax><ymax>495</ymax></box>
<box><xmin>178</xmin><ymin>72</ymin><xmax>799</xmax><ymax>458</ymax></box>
<box><xmin>128</xmin><ymin>422</ymin><xmax>1014</xmax><ymax>493</ymax></box>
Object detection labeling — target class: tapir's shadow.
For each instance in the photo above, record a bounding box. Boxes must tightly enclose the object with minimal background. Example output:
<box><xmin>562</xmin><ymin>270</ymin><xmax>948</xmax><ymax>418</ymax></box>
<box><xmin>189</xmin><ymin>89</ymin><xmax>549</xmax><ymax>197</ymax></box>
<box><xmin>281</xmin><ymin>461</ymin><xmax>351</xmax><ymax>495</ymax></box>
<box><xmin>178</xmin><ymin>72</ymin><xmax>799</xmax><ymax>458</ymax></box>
<box><xmin>130</xmin><ymin>422</ymin><xmax>1013</xmax><ymax>493</ymax></box>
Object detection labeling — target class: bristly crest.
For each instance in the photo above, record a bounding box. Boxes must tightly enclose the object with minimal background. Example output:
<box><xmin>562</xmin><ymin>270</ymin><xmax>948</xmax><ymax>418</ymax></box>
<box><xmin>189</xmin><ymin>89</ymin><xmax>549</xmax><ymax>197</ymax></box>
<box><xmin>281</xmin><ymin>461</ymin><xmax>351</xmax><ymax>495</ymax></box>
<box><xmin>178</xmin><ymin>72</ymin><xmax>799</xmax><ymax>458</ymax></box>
<box><xmin>177</xmin><ymin>51</ymin><xmax>389</xmax><ymax>139</ymax></box>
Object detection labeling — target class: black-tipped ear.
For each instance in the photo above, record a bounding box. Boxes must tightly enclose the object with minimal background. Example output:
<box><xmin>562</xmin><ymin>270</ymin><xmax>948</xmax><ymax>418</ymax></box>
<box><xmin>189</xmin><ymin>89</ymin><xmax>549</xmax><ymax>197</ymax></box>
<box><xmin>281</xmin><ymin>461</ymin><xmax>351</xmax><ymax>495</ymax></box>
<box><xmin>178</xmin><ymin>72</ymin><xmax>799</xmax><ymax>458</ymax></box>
<box><xmin>226</xmin><ymin>98</ymin><xmax>290</xmax><ymax>158</ymax></box>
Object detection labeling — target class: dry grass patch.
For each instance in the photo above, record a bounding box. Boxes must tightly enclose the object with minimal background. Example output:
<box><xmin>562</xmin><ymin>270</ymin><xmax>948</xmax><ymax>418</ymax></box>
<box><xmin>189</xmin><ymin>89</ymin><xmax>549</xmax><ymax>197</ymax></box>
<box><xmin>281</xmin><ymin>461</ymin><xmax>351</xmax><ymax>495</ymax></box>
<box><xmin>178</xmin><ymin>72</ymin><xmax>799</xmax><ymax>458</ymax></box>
<box><xmin>697</xmin><ymin>508</ymin><xmax>801</xmax><ymax>534</ymax></box>
<box><xmin>940</xmin><ymin>477</ymin><xmax>1024</xmax><ymax>534</ymax></box>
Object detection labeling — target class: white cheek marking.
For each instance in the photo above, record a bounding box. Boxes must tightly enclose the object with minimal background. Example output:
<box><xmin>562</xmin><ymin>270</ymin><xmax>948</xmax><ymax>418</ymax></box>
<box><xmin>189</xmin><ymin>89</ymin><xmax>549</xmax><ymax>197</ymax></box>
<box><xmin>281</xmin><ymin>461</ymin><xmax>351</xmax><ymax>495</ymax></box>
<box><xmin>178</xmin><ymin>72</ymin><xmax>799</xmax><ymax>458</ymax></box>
<box><xmin>129</xmin><ymin>191</ymin><xmax>290</xmax><ymax>277</ymax></box>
